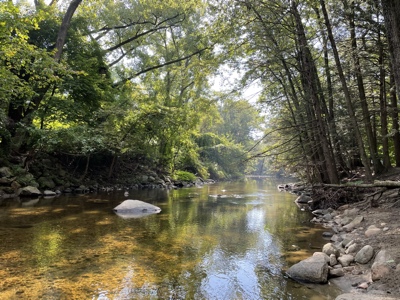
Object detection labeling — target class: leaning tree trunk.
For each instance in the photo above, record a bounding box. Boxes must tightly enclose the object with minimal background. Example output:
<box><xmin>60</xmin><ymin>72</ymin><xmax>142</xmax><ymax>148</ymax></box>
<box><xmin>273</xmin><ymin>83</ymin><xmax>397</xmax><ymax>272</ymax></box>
<box><xmin>319</xmin><ymin>0</ymin><xmax>372</xmax><ymax>181</ymax></box>
<box><xmin>291</xmin><ymin>1</ymin><xmax>339</xmax><ymax>184</ymax></box>
<box><xmin>54</xmin><ymin>0</ymin><xmax>82</xmax><ymax>61</ymax></box>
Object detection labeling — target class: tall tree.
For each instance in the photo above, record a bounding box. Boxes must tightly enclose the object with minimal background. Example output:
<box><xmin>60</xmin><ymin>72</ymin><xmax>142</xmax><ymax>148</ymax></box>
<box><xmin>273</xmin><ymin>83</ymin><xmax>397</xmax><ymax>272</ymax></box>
<box><xmin>319</xmin><ymin>0</ymin><xmax>373</xmax><ymax>181</ymax></box>
<box><xmin>380</xmin><ymin>0</ymin><xmax>400</xmax><ymax>101</ymax></box>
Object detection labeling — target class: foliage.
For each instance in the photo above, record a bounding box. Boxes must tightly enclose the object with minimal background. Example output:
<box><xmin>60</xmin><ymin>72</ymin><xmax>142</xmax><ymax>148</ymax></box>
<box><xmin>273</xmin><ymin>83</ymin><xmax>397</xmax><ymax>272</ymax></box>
<box><xmin>172</xmin><ymin>170</ymin><xmax>197</xmax><ymax>182</ymax></box>
<box><xmin>2</xmin><ymin>0</ymin><xmax>398</xmax><ymax>185</ymax></box>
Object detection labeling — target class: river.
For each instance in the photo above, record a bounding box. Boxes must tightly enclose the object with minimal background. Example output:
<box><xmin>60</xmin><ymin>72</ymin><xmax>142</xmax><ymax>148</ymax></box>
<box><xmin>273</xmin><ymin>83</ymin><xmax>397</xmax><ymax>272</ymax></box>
<box><xmin>0</xmin><ymin>179</ymin><xmax>341</xmax><ymax>299</ymax></box>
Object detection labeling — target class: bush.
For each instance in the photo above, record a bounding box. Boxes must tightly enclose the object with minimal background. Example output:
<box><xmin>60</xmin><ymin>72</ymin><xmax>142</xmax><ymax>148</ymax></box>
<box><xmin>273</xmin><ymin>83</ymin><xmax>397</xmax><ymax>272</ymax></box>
<box><xmin>173</xmin><ymin>170</ymin><xmax>197</xmax><ymax>182</ymax></box>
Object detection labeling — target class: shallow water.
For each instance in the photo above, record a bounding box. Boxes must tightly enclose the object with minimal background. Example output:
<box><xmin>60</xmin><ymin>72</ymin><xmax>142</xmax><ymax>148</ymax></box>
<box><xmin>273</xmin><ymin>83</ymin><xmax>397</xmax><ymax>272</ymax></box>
<box><xmin>0</xmin><ymin>179</ymin><xmax>340</xmax><ymax>299</ymax></box>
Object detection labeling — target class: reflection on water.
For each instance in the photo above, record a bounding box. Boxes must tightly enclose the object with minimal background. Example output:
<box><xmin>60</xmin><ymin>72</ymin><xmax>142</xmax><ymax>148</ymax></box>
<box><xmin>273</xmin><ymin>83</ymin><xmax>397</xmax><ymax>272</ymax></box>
<box><xmin>0</xmin><ymin>179</ymin><xmax>340</xmax><ymax>299</ymax></box>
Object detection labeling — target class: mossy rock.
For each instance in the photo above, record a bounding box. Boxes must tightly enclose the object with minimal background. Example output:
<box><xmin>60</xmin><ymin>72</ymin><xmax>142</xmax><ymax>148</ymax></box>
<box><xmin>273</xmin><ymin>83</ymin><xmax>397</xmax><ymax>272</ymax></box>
<box><xmin>0</xmin><ymin>167</ymin><xmax>13</xmax><ymax>178</ymax></box>
<box><xmin>18</xmin><ymin>173</ymin><xmax>39</xmax><ymax>187</ymax></box>
<box><xmin>38</xmin><ymin>177</ymin><xmax>56</xmax><ymax>189</ymax></box>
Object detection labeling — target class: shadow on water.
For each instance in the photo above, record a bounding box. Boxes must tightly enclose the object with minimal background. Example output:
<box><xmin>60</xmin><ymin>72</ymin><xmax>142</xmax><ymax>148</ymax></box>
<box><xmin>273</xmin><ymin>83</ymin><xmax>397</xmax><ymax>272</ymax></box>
<box><xmin>0</xmin><ymin>179</ymin><xmax>341</xmax><ymax>299</ymax></box>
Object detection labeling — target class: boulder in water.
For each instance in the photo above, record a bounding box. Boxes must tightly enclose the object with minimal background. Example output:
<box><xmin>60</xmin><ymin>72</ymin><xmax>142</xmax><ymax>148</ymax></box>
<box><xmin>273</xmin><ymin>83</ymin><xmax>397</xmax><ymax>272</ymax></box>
<box><xmin>113</xmin><ymin>200</ymin><xmax>161</xmax><ymax>219</ymax></box>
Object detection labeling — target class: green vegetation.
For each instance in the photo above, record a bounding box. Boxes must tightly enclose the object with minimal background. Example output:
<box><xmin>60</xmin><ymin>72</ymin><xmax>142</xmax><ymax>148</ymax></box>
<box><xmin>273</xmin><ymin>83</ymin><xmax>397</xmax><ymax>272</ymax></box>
<box><xmin>172</xmin><ymin>170</ymin><xmax>197</xmax><ymax>182</ymax></box>
<box><xmin>1</xmin><ymin>0</ymin><xmax>400</xmax><ymax>187</ymax></box>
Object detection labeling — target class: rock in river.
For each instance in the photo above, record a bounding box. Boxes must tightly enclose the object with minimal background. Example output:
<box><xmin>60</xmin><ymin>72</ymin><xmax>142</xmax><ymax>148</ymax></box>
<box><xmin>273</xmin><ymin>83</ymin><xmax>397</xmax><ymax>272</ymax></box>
<box><xmin>113</xmin><ymin>199</ymin><xmax>161</xmax><ymax>219</ymax></box>
<box><xmin>286</xmin><ymin>254</ymin><xmax>329</xmax><ymax>283</ymax></box>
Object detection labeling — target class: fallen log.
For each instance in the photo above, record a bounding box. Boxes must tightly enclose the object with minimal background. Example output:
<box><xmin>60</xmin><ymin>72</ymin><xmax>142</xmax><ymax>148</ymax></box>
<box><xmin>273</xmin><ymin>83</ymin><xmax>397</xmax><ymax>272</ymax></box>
<box><xmin>318</xmin><ymin>180</ymin><xmax>400</xmax><ymax>189</ymax></box>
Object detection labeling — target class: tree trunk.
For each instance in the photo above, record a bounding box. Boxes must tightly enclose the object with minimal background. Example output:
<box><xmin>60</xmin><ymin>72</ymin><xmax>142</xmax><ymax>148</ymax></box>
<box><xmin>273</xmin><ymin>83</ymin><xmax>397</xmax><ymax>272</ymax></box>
<box><xmin>314</xmin><ymin>6</ymin><xmax>347</xmax><ymax>173</ymax></box>
<box><xmin>378</xmin><ymin>28</ymin><xmax>391</xmax><ymax>170</ymax></box>
<box><xmin>380</xmin><ymin>0</ymin><xmax>400</xmax><ymax>102</ymax></box>
<box><xmin>389</xmin><ymin>73</ymin><xmax>400</xmax><ymax>166</ymax></box>
<box><xmin>344</xmin><ymin>0</ymin><xmax>384</xmax><ymax>174</ymax></box>
<box><xmin>319</xmin><ymin>0</ymin><xmax>372</xmax><ymax>181</ymax></box>
<box><xmin>54</xmin><ymin>0</ymin><xmax>82</xmax><ymax>61</ymax></box>
<box><xmin>291</xmin><ymin>1</ymin><xmax>339</xmax><ymax>184</ymax></box>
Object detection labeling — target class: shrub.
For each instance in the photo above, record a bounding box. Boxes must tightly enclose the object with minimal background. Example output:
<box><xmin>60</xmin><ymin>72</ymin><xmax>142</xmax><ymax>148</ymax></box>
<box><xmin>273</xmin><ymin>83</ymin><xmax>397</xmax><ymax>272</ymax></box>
<box><xmin>173</xmin><ymin>170</ymin><xmax>197</xmax><ymax>182</ymax></box>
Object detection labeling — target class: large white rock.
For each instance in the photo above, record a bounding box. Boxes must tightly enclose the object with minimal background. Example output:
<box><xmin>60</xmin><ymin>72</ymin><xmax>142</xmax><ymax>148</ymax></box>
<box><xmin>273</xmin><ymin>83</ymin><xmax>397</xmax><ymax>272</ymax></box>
<box><xmin>113</xmin><ymin>200</ymin><xmax>161</xmax><ymax>219</ymax></box>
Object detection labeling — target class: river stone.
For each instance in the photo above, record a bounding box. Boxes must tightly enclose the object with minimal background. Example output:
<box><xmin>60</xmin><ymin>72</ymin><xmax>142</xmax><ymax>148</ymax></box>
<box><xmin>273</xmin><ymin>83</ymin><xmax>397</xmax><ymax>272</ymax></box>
<box><xmin>18</xmin><ymin>186</ymin><xmax>42</xmax><ymax>196</ymax></box>
<box><xmin>43</xmin><ymin>190</ymin><xmax>56</xmax><ymax>196</ymax></box>
<box><xmin>343</xmin><ymin>208</ymin><xmax>360</xmax><ymax>216</ymax></box>
<box><xmin>329</xmin><ymin>254</ymin><xmax>337</xmax><ymax>266</ymax></box>
<box><xmin>343</xmin><ymin>215</ymin><xmax>364</xmax><ymax>232</ymax></box>
<box><xmin>345</xmin><ymin>243</ymin><xmax>360</xmax><ymax>254</ymax></box>
<box><xmin>113</xmin><ymin>200</ymin><xmax>161</xmax><ymax>219</ymax></box>
<box><xmin>371</xmin><ymin>250</ymin><xmax>395</xmax><ymax>281</ymax></box>
<box><xmin>365</xmin><ymin>225</ymin><xmax>382</xmax><ymax>237</ymax></box>
<box><xmin>313</xmin><ymin>252</ymin><xmax>330</xmax><ymax>263</ymax></box>
<box><xmin>295</xmin><ymin>193</ymin><xmax>312</xmax><ymax>204</ymax></box>
<box><xmin>338</xmin><ymin>254</ymin><xmax>354</xmax><ymax>267</ymax></box>
<box><xmin>339</xmin><ymin>216</ymin><xmax>353</xmax><ymax>226</ymax></box>
<box><xmin>329</xmin><ymin>267</ymin><xmax>344</xmax><ymax>277</ymax></box>
<box><xmin>286</xmin><ymin>254</ymin><xmax>328</xmax><ymax>283</ymax></box>
<box><xmin>322</xmin><ymin>243</ymin><xmax>340</xmax><ymax>257</ymax></box>
<box><xmin>354</xmin><ymin>245</ymin><xmax>374</xmax><ymax>264</ymax></box>
<box><xmin>323</xmin><ymin>231</ymin><xmax>334</xmax><ymax>238</ymax></box>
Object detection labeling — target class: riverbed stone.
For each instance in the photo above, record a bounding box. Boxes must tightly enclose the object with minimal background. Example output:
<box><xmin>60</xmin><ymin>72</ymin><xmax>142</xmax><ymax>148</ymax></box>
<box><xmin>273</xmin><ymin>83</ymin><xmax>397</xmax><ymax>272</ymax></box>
<box><xmin>371</xmin><ymin>250</ymin><xmax>395</xmax><ymax>281</ymax></box>
<box><xmin>313</xmin><ymin>252</ymin><xmax>330</xmax><ymax>263</ymax></box>
<box><xmin>343</xmin><ymin>216</ymin><xmax>364</xmax><ymax>232</ymax></box>
<box><xmin>295</xmin><ymin>193</ymin><xmax>312</xmax><ymax>204</ymax></box>
<box><xmin>354</xmin><ymin>245</ymin><xmax>374</xmax><ymax>264</ymax></box>
<box><xmin>323</xmin><ymin>231</ymin><xmax>334</xmax><ymax>238</ymax></box>
<box><xmin>343</xmin><ymin>208</ymin><xmax>360</xmax><ymax>216</ymax></box>
<box><xmin>43</xmin><ymin>190</ymin><xmax>57</xmax><ymax>196</ymax></box>
<box><xmin>365</xmin><ymin>225</ymin><xmax>382</xmax><ymax>237</ymax></box>
<box><xmin>339</xmin><ymin>216</ymin><xmax>353</xmax><ymax>226</ymax></box>
<box><xmin>322</xmin><ymin>243</ymin><xmax>340</xmax><ymax>257</ymax></box>
<box><xmin>338</xmin><ymin>254</ymin><xmax>354</xmax><ymax>267</ymax></box>
<box><xmin>345</xmin><ymin>243</ymin><xmax>360</xmax><ymax>254</ymax></box>
<box><xmin>329</xmin><ymin>254</ymin><xmax>337</xmax><ymax>266</ymax></box>
<box><xmin>286</xmin><ymin>254</ymin><xmax>329</xmax><ymax>283</ymax></box>
<box><xmin>329</xmin><ymin>267</ymin><xmax>344</xmax><ymax>277</ymax></box>
<box><xmin>18</xmin><ymin>186</ymin><xmax>42</xmax><ymax>196</ymax></box>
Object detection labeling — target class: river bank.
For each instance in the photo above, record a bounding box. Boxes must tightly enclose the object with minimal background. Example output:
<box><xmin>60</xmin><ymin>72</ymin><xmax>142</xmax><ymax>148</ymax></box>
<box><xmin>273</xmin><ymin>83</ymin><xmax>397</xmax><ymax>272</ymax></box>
<box><xmin>0</xmin><ymin>154</ymin><xmax>213</xmax><ymax>200</ymax></box>
<box><xmin>282</xmin><ymin>169</ymin><xmax>400</xmax><ymax>299</ymax></box>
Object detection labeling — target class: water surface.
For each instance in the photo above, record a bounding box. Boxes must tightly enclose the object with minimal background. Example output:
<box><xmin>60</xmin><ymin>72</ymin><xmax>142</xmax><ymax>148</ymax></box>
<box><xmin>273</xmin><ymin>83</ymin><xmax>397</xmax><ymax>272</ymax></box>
<box><xmin>0</xmin><ymin>179</ymin><xmax>340</xmax><ymax>299</ymax></box>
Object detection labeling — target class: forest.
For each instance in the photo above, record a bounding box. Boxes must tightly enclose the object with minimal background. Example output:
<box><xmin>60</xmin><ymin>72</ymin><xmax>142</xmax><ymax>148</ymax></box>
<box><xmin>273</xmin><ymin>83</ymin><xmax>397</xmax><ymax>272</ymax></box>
<box><xmin>1</xmin><ymin>0</ymin><xmax>400</xmax><ymax>190</ymax></box>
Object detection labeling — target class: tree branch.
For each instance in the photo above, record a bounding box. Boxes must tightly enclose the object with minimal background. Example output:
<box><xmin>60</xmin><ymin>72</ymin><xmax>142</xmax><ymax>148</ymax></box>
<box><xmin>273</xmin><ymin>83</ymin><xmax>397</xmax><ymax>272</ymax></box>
<box><xmin>112</xmin><ymin>47</ymin><xmax>209</xmax><ymax>87</ymax></box>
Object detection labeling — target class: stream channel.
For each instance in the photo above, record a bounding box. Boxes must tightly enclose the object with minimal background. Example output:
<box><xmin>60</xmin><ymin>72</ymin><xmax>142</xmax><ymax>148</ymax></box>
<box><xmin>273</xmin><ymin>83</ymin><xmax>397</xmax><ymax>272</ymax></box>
<box><xmin>0</xmin><ymin>179</ymin><xmax>342</xmax><ymax>299</ymax></box>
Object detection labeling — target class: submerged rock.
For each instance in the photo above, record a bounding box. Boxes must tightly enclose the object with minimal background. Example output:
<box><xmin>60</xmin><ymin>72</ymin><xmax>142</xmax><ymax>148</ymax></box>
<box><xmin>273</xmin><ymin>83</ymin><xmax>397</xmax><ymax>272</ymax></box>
<box><xmin>113</xmin><ymin>199</ymin><xmax>161</xmax><ymax>219</ymax></box>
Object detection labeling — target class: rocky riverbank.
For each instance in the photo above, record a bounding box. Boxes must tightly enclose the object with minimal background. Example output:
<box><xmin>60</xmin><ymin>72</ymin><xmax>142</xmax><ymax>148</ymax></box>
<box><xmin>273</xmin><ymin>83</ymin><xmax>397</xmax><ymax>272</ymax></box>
<box><xmin>0</xmin><ymin>164</ymin><xmax>212</xmax><ymax>200</ymax></box>
<box><xmin>281</xmin><ymin>178</ymin><xmax>400</xmax><ymax>300</ymax></box>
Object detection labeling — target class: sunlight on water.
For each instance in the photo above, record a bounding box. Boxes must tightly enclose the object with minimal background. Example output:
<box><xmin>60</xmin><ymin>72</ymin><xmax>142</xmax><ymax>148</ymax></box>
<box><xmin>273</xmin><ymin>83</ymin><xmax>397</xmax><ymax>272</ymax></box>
<box><xmin>0</xmin><ymin>179</ymin><xmax>340</xmax><ymax>299</ymax></box>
